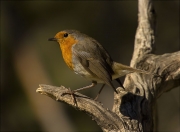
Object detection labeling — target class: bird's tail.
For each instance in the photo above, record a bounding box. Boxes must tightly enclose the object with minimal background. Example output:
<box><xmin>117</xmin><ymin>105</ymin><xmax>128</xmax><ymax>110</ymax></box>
<box><xmin>112</xmin><ymin>62</ymin><xmax>160</xmax><ymax>78</ymax></box>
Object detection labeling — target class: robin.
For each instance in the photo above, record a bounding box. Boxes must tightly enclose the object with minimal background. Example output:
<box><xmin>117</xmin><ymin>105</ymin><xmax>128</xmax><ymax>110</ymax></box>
<box><xmin>48</xmin><ymin>30</ymin><xmax>155</xmax><ymax>98</ymax></box>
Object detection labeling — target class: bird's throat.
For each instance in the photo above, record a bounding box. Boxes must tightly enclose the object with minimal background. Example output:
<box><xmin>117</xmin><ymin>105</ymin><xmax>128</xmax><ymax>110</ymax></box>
<box><xmin>59</xmin><ymin>38</ymin><xmax>77</xmax><ymax>70</ymax></box>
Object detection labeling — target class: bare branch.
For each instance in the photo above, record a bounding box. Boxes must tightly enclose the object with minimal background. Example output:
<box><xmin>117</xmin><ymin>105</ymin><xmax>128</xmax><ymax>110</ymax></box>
<box><xmin>36</xmin><ymin>84</ymin><xmax>124</xmax><ymax>131</ymax></box>
<box><xmin>148</xmin><ymin>51</ymin><xmax>180</xmax><ymax>97</ymax></box>
<box><xmin>130</xmin><ymin>0</ymin><xmax>156</xmax><ymax>68</ymax></box>
<box><xmin>117</xmin><ymin>0</ymin><xmax>180</xmax><ymax>131</ymax></box>
<box><xmin>117</xmin><ymin>51</ymin><xmax>180</xmax><ymax>131</ymax></box>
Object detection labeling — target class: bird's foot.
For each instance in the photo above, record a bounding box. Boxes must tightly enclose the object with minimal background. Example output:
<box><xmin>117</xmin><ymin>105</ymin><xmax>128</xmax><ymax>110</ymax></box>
<box><xmin>61</xmin><ymin>88</ymin><xmax>77</xmax><ymax>106</ymax></box>
<box><xmin>94</xmin><ymin>94</ymin><xmax>100</xmax><ymax>101</ymax></box>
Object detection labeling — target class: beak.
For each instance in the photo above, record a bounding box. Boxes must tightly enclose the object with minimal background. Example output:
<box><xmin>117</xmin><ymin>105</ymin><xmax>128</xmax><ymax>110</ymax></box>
<box><xmin>48</xmin><ymin>38</ymin><xmax>57</xmax><ymax>41</ymax></box>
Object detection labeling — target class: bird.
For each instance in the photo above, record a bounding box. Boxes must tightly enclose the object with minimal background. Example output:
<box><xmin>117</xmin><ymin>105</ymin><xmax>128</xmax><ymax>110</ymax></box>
<box><xmin>48</xmin><ymin>30</ymin><xmax>155</xmax><ymax>99</ymax></box>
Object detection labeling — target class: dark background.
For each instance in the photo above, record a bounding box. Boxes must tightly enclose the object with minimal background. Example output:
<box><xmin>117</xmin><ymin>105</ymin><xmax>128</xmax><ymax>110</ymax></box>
<box><xmin>1</xmin><ymin>1</ymin><xmax>179</xmax><ymax>131</ymax></box>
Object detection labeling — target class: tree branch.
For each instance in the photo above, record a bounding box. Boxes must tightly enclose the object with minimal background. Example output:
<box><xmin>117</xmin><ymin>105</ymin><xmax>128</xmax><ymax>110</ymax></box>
<box><xmin>36</xmin><ymin>84</ymin><xmax>124</xmax><ymax>131</ymax></box>
<box><xmin>130</xmin><ymin>0</ymin><xmax>156</xmax><ymax>68</ymax></box>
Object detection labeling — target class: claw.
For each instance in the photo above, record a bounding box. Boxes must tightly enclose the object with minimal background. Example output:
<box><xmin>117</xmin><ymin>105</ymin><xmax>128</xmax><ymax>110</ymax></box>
<box><xmin>61</xmin><ymin>88</ymin><xmax>78</xmax><ymax>106</ymax></box>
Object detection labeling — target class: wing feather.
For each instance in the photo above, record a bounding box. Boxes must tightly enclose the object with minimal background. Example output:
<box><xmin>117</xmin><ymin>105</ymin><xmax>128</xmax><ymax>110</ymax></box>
<box><xmin>72</xmin><ymin>38</ymin><xmax>114</xmax><ymax>87</ymax></box>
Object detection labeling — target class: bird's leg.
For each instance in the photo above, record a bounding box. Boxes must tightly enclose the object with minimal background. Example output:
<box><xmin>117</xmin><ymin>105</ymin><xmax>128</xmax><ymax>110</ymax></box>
<box><xmin>94</xmin><ymin>84</ymin><xmax>105</xmax><ymax>100</ymax></box>
<box><xmin>62</xmin><ymin>81</ymin><xmax>97</xmax><ymax>95</ymax></box>
<box><xmin>61</xmin><ymin>81</ymin><xmax>97</xmax><ymax>106</ymax></box>
<box><xmin>73</xmin><ymin>81</ymin><xmax>97</xmax><ymax>92</ymax></box>
<box><xmin>115</xmin><ymin>78</ymin><xmax>125</xmax><ymax>89</ymax></box>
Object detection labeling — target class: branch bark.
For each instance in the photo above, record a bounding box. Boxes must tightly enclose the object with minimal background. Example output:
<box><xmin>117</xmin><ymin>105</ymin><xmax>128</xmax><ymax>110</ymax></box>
<box><xmin>36</xmin><ymin>0</ymin><xmax>180</xmax><ymax>131</ymax></box>
<box><xmin>36</xmin><ymin>84</ymin><xmax>125</xmax><ymax>131</ymax></box>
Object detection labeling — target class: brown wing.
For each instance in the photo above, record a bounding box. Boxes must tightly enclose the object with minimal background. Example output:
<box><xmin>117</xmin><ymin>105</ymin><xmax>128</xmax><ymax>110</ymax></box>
<box><xmin>72</xmin><ymin>37</ymin><xmax>116</xmax><ymax>89</ymax></box>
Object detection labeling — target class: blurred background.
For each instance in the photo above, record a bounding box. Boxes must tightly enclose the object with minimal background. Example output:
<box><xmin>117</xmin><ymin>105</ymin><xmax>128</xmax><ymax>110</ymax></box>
<box><xmin>1</xmin><ymin>1</ymin><xmax>179</xmax><ymax>132</ymax></box>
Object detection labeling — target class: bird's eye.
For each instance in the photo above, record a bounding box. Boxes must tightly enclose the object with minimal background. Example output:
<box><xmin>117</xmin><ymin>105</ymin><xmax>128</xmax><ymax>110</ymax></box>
<box><xmin>64</xmin><ymin>33</ymin><xmax>68</xmax><ymax>37</ymax></box>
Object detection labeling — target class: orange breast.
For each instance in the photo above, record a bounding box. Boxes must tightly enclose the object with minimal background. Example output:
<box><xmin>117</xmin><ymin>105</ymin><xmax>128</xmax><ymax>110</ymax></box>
<box><xmin>60</xmin><ymin>36</ymin><xmax>77</xmax><ymax>70</ymax></box>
